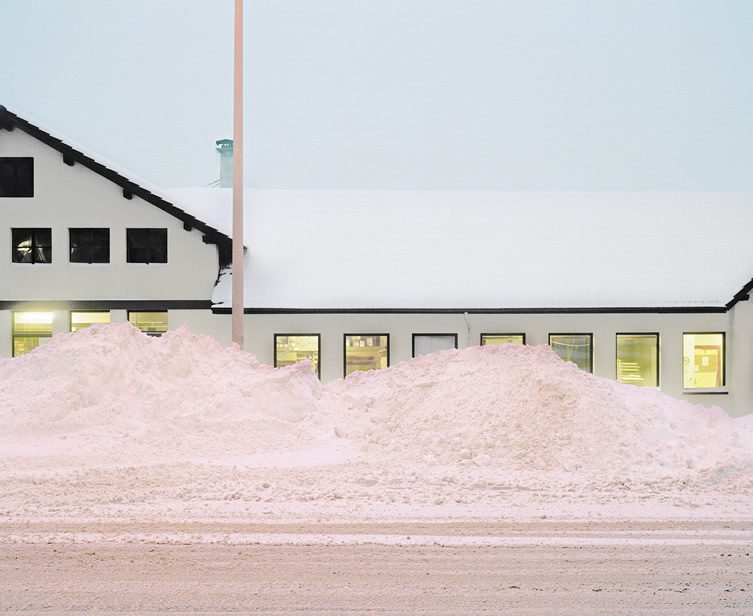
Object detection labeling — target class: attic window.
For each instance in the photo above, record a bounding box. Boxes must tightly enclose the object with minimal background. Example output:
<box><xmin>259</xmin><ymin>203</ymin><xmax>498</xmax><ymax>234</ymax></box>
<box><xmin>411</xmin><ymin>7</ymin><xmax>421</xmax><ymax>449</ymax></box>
<box><xmin>0</xmin><ymin>157</ymin><xmax>34</xmax><ymax>197</ymax></box>
<box><xmin>12</xmin><ymin>228</ymin><xmax>51</xmax><ymax>263</ymax></box>
<box><xmin>70</xmin><ymin>228</ymin><xmax>110</xmax><ymax>263</ymax></box>
<box><xmin>126</xmin><ymin>228</ymin><xmax>167</xmax><ymax>264</ymax></box>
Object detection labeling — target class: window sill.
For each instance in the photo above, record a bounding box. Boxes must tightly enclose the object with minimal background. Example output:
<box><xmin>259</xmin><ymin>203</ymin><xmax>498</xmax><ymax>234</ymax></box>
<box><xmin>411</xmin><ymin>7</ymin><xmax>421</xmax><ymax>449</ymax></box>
<box><xmin>683</xmin><ymin>388</ymin><xmax>729</xmax><ymax>395</ymax></box>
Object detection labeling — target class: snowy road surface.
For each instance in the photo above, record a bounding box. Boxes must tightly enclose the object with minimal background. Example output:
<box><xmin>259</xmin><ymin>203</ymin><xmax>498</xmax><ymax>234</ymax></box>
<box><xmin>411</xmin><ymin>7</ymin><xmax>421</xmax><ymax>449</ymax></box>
<box><xmin>2</xmin><ymin>521</ymin><xmax>753</xmax><ymax>614</ymax></box>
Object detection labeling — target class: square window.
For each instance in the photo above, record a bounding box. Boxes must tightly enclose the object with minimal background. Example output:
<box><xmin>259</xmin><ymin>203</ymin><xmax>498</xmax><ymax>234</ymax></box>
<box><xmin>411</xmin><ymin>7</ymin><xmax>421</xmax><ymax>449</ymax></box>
<box><xmin>412</xmin><ymin>333</ymin><xmax>457</xmax><ymax>357</ymax></box>
<box><xmin>683</xmin><ymin>333</ymin><xmax>725</xmax><ymax>390</ymax></box>
<box><xmin>549</xmin><ymin>333</ymin><xmax>593</xmax><ymax>372</ymax></box>
<box><xmin>480</xmin><ymin>333</ymin><xmax>526</xmax><ymax>346</ymax></box>
<box><xmin>616</xmin><ymin>333</ymin><xmax>659</xmax><ymax>387</ymax></box>
<box><xmin>69</xmin><ymin>228</ymin><xmax>110</xmax><ymax>263</ymax></box>
<box><xmin>11</xmin><ymin>228</ymin><xmax>51</xmax><ymax>263</ymax></box>
<box><xmin>12</xmin><ymin>311</ymin><xmax>53</xmax><ymax>357</ymax></box>
<box><xmin>128</xmin><ymin>311</ymin><xmax>168</xmax><ymax>336</ymax></box>
<box><xmin>0</xmin><ymin>157</ymin><xmax>34</xmax><ymax>197</ymax></box>
<box><xmin>126</xmin><ymin>228</ymin><xmax>167</xmax><ymax>264</ymax></box>
<box><xmin>275</xmin><ymin>334</ymin><xmax>321</xmax><ymax>377</ymax></box>
<box><xmin>70</xmin><ymin>311</ymin><xmax>111</xmax><ymax>332</ymax></box>
<box><xmin>344</xmin><ymin>334</ymin><xmax>389</xmax><ymax>376</ymax></box>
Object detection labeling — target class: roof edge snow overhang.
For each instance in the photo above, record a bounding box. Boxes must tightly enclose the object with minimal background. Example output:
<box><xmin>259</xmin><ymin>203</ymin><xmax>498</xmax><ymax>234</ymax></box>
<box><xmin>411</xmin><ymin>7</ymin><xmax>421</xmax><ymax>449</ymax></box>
<box><xmin>0</xmin><ymin>105</ymin><xmax>233</xmax><ymax>265</ymax></box>
<box><xmin>210</xmin><ymin>306</ymin><xmax>729</xmax><ymax>315</ymax></box>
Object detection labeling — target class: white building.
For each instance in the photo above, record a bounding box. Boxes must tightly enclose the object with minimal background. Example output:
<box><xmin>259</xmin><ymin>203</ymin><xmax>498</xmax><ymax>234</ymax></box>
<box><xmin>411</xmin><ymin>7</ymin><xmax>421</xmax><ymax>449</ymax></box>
<box><xmin>3</xmin><ymin>105</ymin><xmax>753</xmax><ymax>417</ymax></box>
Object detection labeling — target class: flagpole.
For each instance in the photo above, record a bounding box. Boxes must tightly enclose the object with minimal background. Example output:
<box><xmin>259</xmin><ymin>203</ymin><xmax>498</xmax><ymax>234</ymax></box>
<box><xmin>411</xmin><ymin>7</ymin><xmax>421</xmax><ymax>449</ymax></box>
<box><xmin>232</xmin><ymin>0</ymin><xmax>244</xmax><ymax>347</ymax></box>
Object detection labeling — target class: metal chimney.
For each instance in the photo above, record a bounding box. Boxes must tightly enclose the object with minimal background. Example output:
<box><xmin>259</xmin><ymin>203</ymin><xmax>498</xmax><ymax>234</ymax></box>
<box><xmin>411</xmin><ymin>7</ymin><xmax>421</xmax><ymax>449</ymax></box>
<box><xmin>215</xmin><ymin>139</ymin><xmax>233</xmax><ymax>188</ymax></box>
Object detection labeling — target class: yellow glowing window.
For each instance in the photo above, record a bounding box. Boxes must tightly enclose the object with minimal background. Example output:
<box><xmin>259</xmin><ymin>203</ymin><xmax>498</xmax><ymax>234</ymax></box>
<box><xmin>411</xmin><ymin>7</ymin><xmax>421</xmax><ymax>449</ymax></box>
<box><xmin>70</xmin><ymin>311</ymin><xmax>111</xmax><ymax>332</ymax></box>
<box><xmin>275</xmin><ymin>334</ymin><xmax>321</xmax><ymax>377</ymax></box>
<box><xmin>128</xmin><ymin>311</ymin><xmax>168</xmax><ymax>336</ymax></box>
<box><xmin>480</xmin><ymin>334</ymin><xmax>525</xmax><ymax>346</ymax></box>
<box><xmin>616</xmin><ymin>333</ymin><xmax>659</xmax><ymax>387</ymax></box>
<box><xmin>549</xmin><ymin>333</ymin><xmax>593</xmax><ymax>373</ymax></box>
<box><xmin>683</xmin><ymin>333</ymin><xmax>725</xmax><ymax>390</ymax></box>
<box><xmin>12</xmin><ymin>311</ymin><xmax>53</xmax><ymax>357</ymax></box>
<box><xmin>344</xmin><ymin>334</ymin><xmax>389</xmax><ymax>376</ymax></box>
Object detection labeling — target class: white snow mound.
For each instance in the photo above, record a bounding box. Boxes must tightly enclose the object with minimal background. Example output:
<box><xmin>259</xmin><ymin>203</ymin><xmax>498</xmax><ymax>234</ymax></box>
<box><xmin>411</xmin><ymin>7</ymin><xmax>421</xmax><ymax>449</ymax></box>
<box><xmin>326</xmin><ymin>344</ymin><xmax>753</xmax><ymax>481</ymax></box>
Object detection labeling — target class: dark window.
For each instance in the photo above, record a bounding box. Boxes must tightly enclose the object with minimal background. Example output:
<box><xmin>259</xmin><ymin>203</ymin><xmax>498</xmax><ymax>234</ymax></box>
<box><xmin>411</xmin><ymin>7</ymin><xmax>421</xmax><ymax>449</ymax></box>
<box><xmin>69</xmin><ymin>228</ymin><xmax>110</xmax><ymax>263</ymax></box>
<box><xmin>12</xmin><ymin>228</ymin><xmax>52</xmax><ymax>263</ymax></box>
<box><xmin>0</xmin><ymin>157</ymin><xmax>34</xmax><ymax>197</ymax></box>
<box><xmin>126</xmin><ymin>228</ymin><xmax>167</xmax><ymax>264</ymax></box>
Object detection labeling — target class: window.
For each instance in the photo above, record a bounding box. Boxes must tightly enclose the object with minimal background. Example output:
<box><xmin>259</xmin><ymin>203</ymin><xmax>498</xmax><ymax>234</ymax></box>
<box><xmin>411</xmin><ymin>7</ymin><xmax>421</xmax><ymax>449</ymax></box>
<box><xmin>549</xmin><ymin>333</ymin><xmax>593</xmax><ymax>372</ymax></box>
<box><xmin>683</xmin><ymin>333</ymin><xmax>725</xmax><ymax>390</ymax></box>
<box><xmin>11</xmin><ymin>228</ymin><xmax>51</xmax><ymax>263</ymax></box>
<box><xmin>275</xmin><ymin>334</ymin><xmax>321</xmax><ymax>377</ymax></box>
<box><xmin>126</xmin><ymin>228</ymin><xmax>167</xmax><ymax>263</ymax></box>
<box><xmin>480</xmin><ymin>333</ymin><xmax>526</xmax><ymax>346</ymax></box>
<box><xmin>12</xmin><ymin>312</ymin><xmax>53</xmax><ymax>357</ymax></box>
<box><xmin>128</xmin><ymin>311</ymin><xmax>168</xmax><ymax>336</ymax></box>
<box><xmin>412</xmin><ymin>334</ymin><xmax>457</xmax><ymax>357</ymax></box>
<box><xmin>0</xmin><ymin>157</ymin><xmax>33</xmax><ymax>197</ymax></box>
<box><xmin>616</xmin><ymin>333</ymin><xmax>659</xmax><ymax>387</ymax></box>
<box><xmin>70</xmin><ymin>311</ymin><xmax>111</xmax><ymax>332</ymax></box>
<box><xmin>69</xmin><ymin>228</ymin><xmax>110</xmax><ymax>263</ymax></box>
<box><xmin>344</xmin><ymin>334</ymin><xmax>389</xmax><ymax>376</ymax></box>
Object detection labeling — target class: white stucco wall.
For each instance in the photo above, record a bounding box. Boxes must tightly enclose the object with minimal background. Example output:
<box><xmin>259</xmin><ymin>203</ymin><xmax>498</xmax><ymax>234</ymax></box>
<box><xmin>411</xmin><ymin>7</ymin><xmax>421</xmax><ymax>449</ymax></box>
<box><xmin>0</xmin><ymin>129</ymin><xmax>219</xmax><ymax>301</ymax></box>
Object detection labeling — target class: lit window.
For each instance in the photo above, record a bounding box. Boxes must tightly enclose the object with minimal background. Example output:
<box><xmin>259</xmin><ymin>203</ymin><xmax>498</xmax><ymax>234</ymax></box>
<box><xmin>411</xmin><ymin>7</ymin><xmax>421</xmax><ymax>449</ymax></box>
<box><xmin>11</xmin><ymin>228</ymin><xmax>51</xmax><ymax>263</ymax></box>
<box><xmin>128</xmin><ymin>311</ymin><xmax>168</xmax><ymax>336</ymax></box>
<box><xmin>0</xmin><ymin>157</ymin><xmax>33</xmax><ymax>197</ymax></box>
<box><xmin>70</xmin><ymin>228</ymin><xmax>110</xmax><ymax>263</ymax></box>
<box><xmin>344</xmin><ymin>334</ymin><xmax>389</xmax><ymax>376</ymax></box>
<box><xmin>683</xmin><ymin>333</ymin><xmax>725</xmax><ymax>390</ymax></box>
<box><xmin>275</xmin><ymin>334</ymin><xmax>320</xmax><ymax>377</ymax></box>
<box><xmin>412</xmin><ymin>334</ymin><xmax>457</xmax><ymax>357</ymax></box>
<box><xmin>480</xmin><ymin>334</ymin><xmax>525</xmax><ymax>346</ymax></box>
<box><xmin>71</xmin><ymin>311</ymin><xmax>111</xmax><ymax>332</ymax></box>
<box><xmin>126</xmin><ymin>228</ymin><xmax>167</xmax><ymax>263</ymax></box>
<box><xmin>549</xmin><ymin>333</ymin><xmax>593</xmax><ymax>372</ymax></box>
<box><xmin>616</xmin><ymin>333</ymin><xmax>659</xmax><ymax>387</ymax></box>
<box><xmin>12</xmin><ymin>312</ymin><xmax>53</xmax><ymax>357</ymax></box>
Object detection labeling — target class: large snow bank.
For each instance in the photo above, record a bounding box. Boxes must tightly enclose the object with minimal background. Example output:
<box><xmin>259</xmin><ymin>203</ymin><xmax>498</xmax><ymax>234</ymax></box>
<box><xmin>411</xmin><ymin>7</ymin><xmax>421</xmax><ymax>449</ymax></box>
<box><xmin>327</xmin><ymin>344</ymin><xmax>753</xmax><ymax>482</ymax></box>
<box><xmin>1</xmin><ymin>324</ymin><xmax>752</xmax><ymax>521</ymax></box>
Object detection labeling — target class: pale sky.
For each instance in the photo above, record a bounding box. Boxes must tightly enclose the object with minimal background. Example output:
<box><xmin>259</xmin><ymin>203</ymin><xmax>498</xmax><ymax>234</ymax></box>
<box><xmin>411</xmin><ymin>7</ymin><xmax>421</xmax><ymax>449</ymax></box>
<box><xmin>1</xmin><ymin>0</ymin><xmax>752</xmax><ymax>190</ymax></box>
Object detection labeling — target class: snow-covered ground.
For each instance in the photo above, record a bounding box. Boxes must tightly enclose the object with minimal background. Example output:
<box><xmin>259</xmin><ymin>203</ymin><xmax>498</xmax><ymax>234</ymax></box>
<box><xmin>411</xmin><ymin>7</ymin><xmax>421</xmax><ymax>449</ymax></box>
<box><xmin>1</xmin><ymin>324</ymin><xmax>752</xmax><ymax>525</ymax></box>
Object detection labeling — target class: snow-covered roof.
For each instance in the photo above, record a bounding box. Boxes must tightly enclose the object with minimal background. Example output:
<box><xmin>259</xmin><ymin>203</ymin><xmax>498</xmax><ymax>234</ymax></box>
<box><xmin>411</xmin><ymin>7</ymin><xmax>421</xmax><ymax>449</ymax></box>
<box><xmin>165</xmin><ymin>189</ymin><xmax>753</xmax><ymax>310</ymax></box>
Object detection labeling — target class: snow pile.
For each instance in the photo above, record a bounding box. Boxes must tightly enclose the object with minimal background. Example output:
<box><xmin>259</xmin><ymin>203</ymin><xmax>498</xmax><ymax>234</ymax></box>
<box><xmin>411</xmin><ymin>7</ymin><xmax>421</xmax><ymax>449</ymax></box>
<box><xmin>0</xmin><ymin>324</ymin><xmax>324</xmax><ymax>465</ymax></box>
<box><xmin>327</xmin><ymin>344</ymin><xmax>753</xmax><ymax>482</ymax></box>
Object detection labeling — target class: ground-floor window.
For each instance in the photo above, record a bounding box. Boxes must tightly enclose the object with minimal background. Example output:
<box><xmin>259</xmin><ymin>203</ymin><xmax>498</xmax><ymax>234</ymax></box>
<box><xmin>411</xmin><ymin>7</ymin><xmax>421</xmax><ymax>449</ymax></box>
<box><xmin>412</xmin><ymin>333</ymin><xmax>457</xmax><ymax>357</ymax></box>
<box><xmin>344</xmin><ymin>334</ymin><xmax>389</xmax><ymax>376</ymax></box>
<box><xmin>616</xmin><ymin>333</ymin><xmax>659</xmax><ymax>387</ymax></box>
<box><xmin>683</xmin><ymin>332</ymin><xmax>725</xmax><ymax>390</ymax></box>
<box><xmin>480</xmin><ymin>333</ymin><xmax>525</xmax><ymax>346</ymax></box>
<box><xmin>275</xmin><ymin>334</ymin><xmax>321</xmax><ymax>377</ymax></box>
<box><xmin>128</xmin><ymin>311</ymin><xmax>168</xmax><ymax>336</ymax></box>
<box><xmin>549</xmin><ymin>333</ymin><xmax>593</xmax><ymax>373</ymax></box>
<box><xmin>12</xmin><ymin>311</ymin><xmax>53</xmax><ymax>357</ymax></box>
<box><xmin>70</xmin><ymin>311</ymin><xmax>111</xmax><ymax>332</ymax></box>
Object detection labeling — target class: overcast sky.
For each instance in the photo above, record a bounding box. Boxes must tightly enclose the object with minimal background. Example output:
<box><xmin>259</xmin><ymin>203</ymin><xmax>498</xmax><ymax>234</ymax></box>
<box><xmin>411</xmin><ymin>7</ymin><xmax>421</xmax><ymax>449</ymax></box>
<box><xmin>1</xmin><ymin>0</ymin><xmax>752</xmax><ymax>190</ymax></box>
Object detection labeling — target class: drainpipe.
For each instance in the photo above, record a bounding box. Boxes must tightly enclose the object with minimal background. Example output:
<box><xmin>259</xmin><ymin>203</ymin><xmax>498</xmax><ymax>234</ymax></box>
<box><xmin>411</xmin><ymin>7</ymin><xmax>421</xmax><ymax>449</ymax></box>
<box><xmin>464</xmin><ymin>312</ymin><xmax>471</xmax><ymax>347</ymax></box>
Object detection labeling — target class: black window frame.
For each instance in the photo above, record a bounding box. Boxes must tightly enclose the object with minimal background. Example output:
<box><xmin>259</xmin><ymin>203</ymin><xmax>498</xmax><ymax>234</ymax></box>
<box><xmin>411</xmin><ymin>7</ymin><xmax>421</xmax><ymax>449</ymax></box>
<box><xmin>11</xmin><ymin>227</ymin><xmax>52</xmax><ymax>264</ymax></box>
<box><xmin>615</xmin><ymin>332</ymin><xmax>660</xmax><ymax>388</ymax></box>
<box><xmin>480</xmin><ymin>333</ymin><xmax>526</xmax><ymax>346</ymax></box>
<box><xmin>411</xmin><ymin>333</ymin><xmax>458</xmax><ymax>358</ymax></box>
<box><xmin>682</xmin><ymin>331</ymin><xmax>727</xmax><ymax>393</ymax></box>
<box><xmin>274</xmin><ymin>333</ymin><xmax>322</xmax><ymax>379</ymax></box>
<box><xmin>0</xmin><ymin>157</ymin><xmax>34</xmax><ymax>197</ymax></box>
<box><xmin>343</xmin><ymin>333</ymin><xmax>390</xmax><ymax>377</ymax></box>
<box><xmin>126</xmin><ymin>228</ymin><xmax>167</xmax><ymax>264</ymax></box>
<box><xmin>69</xmin><ymin>228</ymin><xmax>110</xmax><ymax>264</ymax></box>
<box><xmin>548</xmin><ymin>332</ymin><xmax>594</xmax><ymax>373</ymax></box>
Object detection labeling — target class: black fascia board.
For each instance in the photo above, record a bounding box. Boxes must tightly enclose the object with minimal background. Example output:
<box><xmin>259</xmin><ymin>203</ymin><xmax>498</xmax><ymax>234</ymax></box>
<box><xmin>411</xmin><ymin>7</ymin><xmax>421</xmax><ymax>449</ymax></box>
<box><xmin>210</xmin><ymin>306</ymin><xmax>728</xmax><ymax>315</ymax></box>
<box><xmin>726</xmin><ymin>277</ymin><xmax>753</xmax><ymax>310</ymax></box>
<box><xmin>0</xmin><ymin>105</ymin><xmax>233</xmax><ymax>265</ymax></box>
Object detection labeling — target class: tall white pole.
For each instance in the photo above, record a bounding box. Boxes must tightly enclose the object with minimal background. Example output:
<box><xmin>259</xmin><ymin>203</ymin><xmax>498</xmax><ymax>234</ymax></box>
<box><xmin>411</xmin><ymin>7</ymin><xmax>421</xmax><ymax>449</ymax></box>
<box><xmin>232</xmin><ymin>0</ymin><xmax>244</xmax><ymax>347</ymax></box>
